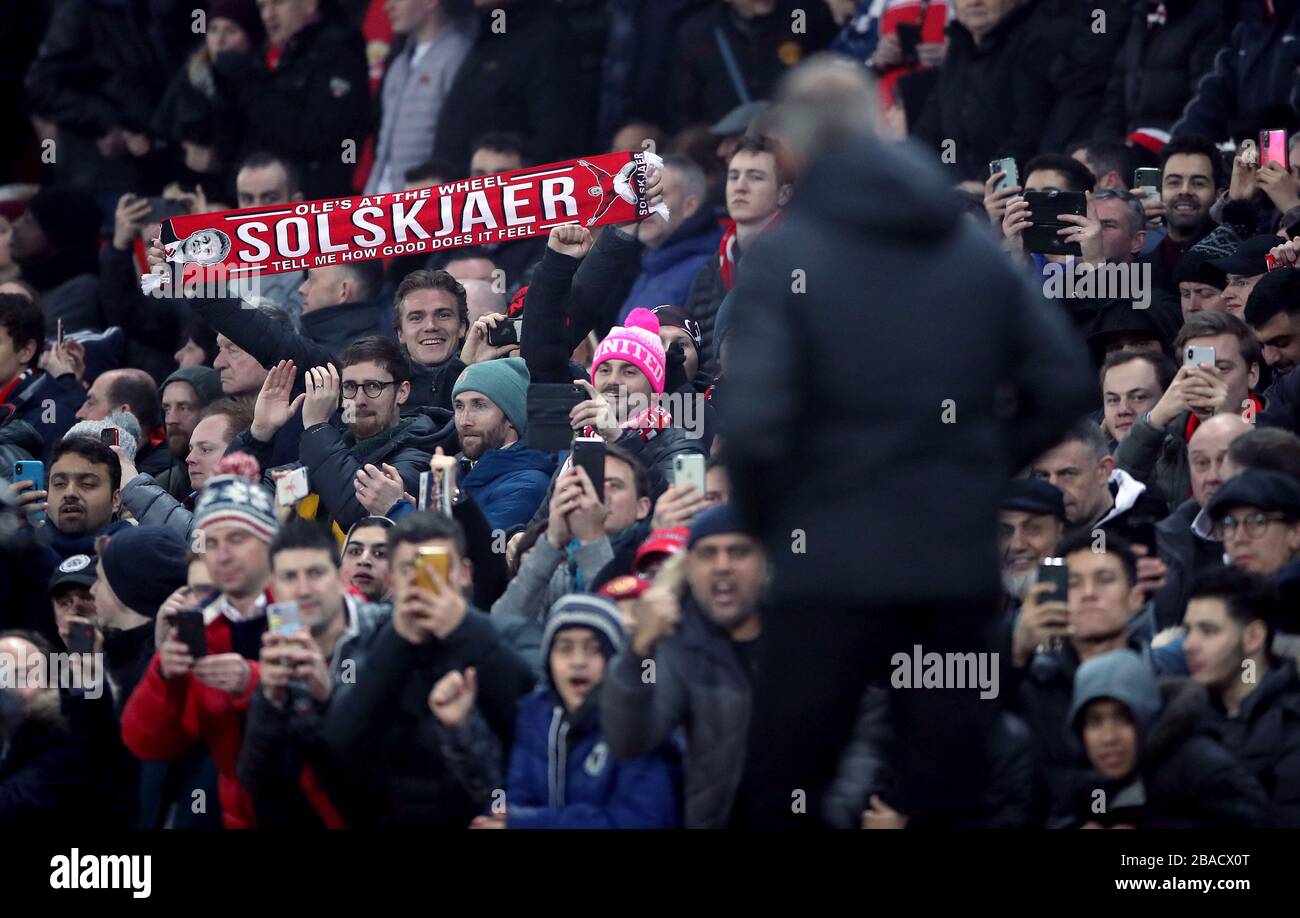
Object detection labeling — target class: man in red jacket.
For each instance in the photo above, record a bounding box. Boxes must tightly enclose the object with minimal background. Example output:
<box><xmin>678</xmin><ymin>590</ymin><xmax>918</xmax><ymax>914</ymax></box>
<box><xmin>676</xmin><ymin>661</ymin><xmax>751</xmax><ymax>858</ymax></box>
<box><xmin>121</xmin><ymin>471</ymin><xmax>278</xmax><ymax>828</ymax></box>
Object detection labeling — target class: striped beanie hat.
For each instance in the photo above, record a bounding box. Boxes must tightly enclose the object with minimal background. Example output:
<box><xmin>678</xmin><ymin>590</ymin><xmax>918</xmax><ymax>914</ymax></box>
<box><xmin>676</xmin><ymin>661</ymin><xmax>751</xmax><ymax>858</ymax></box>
<box><xmin>542</xmin><ymin>594</ymin><xmax>626</xmax><ymax>683</ymax></box>
<box><xmin>193</xmin><ymin>472</ymin><xmax>279</xmax><ymax>542</ymax></box>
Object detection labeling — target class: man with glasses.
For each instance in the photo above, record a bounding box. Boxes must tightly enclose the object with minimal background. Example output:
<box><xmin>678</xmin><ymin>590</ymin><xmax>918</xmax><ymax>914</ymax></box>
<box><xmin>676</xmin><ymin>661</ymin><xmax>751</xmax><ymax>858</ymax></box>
<box><xmin>1207</xmin><ymin>469</ymin><xmax>1300</xmax><ymax>578</ymax></box>
<box><xmin>233</xmin><ymin>335</ymin><xmax>452</xmax><ymax>533</ymax></box>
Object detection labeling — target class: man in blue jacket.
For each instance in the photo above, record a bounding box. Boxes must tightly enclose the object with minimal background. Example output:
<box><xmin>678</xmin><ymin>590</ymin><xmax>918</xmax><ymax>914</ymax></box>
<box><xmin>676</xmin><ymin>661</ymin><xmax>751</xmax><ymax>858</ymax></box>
<box><xmin>617</xmin><ymin>156</ymin><xmax>722</xmax><ymax>322</ymax></box>
<box><xmin>451</xmin><ymin>358</ymin><xmax>554</xmax><ymax>532</ymax></box>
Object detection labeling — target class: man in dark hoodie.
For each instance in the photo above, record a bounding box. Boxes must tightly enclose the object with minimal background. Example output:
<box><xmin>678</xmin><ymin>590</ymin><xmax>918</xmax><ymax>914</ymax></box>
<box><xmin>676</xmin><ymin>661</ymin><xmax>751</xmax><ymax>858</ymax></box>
<box><xmin>231</xmin><ymin>335</ymin><xmax>452</xmax><ymax>534</ymax></box>
<box><xmin>1069</xmin><ymin>648</ymin><xmax>1269</xmax><ymax>828</ymax></box>
<box><xmin>1184</xmin><ymin>566</ymin><xmax>1300</xmax><ymax>826</ymax></box>
<box><xmin>8</xmin><ymin>189</ymin><xmax>102</xmax><ymax>334</ymax></box>
<box><xmin>725</xmin><ymin>57</ymin><xmax>1094</xmax><ymax>827</ymax></box>
<box><xmin>0</xmin><ymin>293</ymin><xmax>82</xmax><ymax>451</ymax></box>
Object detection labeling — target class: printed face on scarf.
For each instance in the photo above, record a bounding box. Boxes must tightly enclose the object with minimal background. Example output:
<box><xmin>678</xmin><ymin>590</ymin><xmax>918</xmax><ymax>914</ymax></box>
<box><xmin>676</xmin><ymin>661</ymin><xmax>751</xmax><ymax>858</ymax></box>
<box><xmin>48</xmin><ymin>452</ymin><xmax>120</xmax><ymax>536</ymax></box>
<box><xmin>341</xmin><ymin>525</ymin><xmax>389</xmax><ymax>601</ymax></box>
<box><xmin>1080</xmin><ymin>699</ymin><xmax>1138</xmax><ymax>781</ymax></box>
<box><xmin>203</xmin><ymin>523</ymin><xmax>272</xmax><ymax>602</ymax></box>
<box><xmin>397</xmin><ymin>288</ymin><xmax>466</xmax><ymax>367</ymax></box>
<box><xmin>187</xmin><ymin>414</ymin><xmax>236</xmax><ymax>491</ymax></box>
<box><xmin>687</xmin><ymin>532</ymin><xmax>766</xmax><ymax>633</ymax></box>
<box><xmin>341</xmin><ymin>360</ymin><xmax>408</xmax><ymax>440</ymax></box>
<box><xmin>1031</xmin><ymin>439</ymin><xmax>1113</xmax><ymax>527</ymax></box>
<box><xmin>1064</xmin><ymin>548</ymin><xmax>1142</xmax><ymax>644</ymax></box>
<box><xmin>454</xmin><ymin>390</ymin><xmax>515</xmax><ymax>460</ymax></box>
<box><xmin>726</xmin><ymin>150</ymin><xmax>787</xmax><ymax>226</ymax></box>
<box><xmin>1179</xmin><ymin>282</ymin><xmax>1227</xmax><ymax>320</ymax></box>
<box><xmin>550</xmin><ymin>626</ymin><xmax>607</xmax><ymax>713</ymax></box>
<box><xmin>213</xmin><ymin>334</ymin><xmax>269</xmax><ymax>397</ymax></box>
<box><xmin>272</xmin><ymin>546</ymin><xmax>346</xmax><ymax>636</ymax></box>
<box><xmin>594</xmin><ymin>357</ymin><xmax>654</xmax><ymax>419</ymax></box>
<box><xmin>258</xmin><ymin>0</ymin><xmax>318</xmax><ymax>47</ymax></box>
<box><xmin>603</xmin><ymin>455</ymin><xmax>652</xmax><ymax>535</ymax></box>
<box><xmin>1183</xmin><ymin>596</ymin><xmax>1263</xmax><ymax>694</ymax></box>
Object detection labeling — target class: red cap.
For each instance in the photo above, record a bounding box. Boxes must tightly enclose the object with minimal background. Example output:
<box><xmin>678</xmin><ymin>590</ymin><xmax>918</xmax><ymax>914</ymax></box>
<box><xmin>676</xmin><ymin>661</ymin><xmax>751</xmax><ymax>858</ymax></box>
<box><xmin>598</xmin><ymin>574</ymin><xmax>653</xmax><ymax>601</ymax></box>
<box><xmin>633</xmin><ymin>527</ymin><xmax>688</xmax><ymax>573</ymax></box>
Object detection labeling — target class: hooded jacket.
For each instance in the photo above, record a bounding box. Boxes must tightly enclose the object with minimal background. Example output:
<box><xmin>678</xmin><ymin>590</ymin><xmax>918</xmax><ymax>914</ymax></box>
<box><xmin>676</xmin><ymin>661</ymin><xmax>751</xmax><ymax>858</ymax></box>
<box><xmin>1089</xmin><ymin>467</ymin><xmax>1172</xmax><ymax>549</ymax></box>
<box><xmin>601</xmin><ymin>596</ymin><xmax>753</xmax><ymax>828</ymax></box>
<box><xmin>725</xmin><ymin>132</ymin><xmax>1095</xmax><ymax>607</ymax></box>
<box><xmin>300</xmin><ymin>300</ymin><xmax>387</xmax><ymax>363</ymax></box>
<box><xmin>458</xmin><ymin>443</ymin><xmax>555</xmax><ymax>532</ymax></box>
<box><xmin>1067</xmin><ymin>665</ymin><xmax>1270</xmax><ymax>828</ymax></box>
<box><xmin>618</xmin><ymin>209</ymin><xmax>724</xmax><ymax>323</ymax></box>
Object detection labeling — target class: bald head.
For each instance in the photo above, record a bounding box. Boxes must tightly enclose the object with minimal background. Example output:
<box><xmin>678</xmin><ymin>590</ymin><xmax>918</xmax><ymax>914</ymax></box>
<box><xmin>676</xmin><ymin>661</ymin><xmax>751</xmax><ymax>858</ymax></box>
<box><xmin>462</xmin><ymin>278</ymin><xmax>507</xmax><ymax>326</ymax></box>
<box><xmin>76</xmin><ymin>368</ymin><xmax>161</xmax><ymax>429</ymax></box>
<box><xmin>1188</xmin><ymin>414</ymin><xmax>1254</xmax><ymax>508</ymax></box>
<box><xmin>775</xmin><ymin>52</ymin><xmax>879</xmax><ymax>164</ymax></box>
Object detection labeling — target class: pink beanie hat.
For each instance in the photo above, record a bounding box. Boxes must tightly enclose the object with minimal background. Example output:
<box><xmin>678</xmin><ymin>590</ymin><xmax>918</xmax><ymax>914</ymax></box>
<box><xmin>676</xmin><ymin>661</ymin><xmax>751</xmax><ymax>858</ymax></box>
<box><xmin>591</xmin><ymin>307</ymin><xmax>666</xmax><ymax>393</ymax></box>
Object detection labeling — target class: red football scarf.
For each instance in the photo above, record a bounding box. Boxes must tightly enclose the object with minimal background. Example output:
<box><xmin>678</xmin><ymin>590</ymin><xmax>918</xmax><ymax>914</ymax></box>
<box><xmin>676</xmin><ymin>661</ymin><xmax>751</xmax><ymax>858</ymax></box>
<box><xmin>718</xmin><ymin>212</ymin><xmax>782</xmax><ymax>291</ymax></box>
<box><xmin>144</xmin><ymin>152</ymin><xmax>667</xmax><ymax>292</ymax></box>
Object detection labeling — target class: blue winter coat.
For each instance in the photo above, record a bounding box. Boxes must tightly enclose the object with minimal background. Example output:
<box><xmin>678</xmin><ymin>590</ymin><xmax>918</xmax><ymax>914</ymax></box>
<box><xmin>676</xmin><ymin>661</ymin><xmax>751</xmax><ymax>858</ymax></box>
<box><xmin>459</xmin><ymin>443</ymin><xmax>556</xmax><ymax>532</ymax></box>
<box><xmin>618</xmin><ymin>211</ymin><xmax>722</xmax><ymax>322</ymax></box>
<box><xmin>505</xmin><ymin>690</ymin><xmax>681</xmax><ymax>829</ymax></box>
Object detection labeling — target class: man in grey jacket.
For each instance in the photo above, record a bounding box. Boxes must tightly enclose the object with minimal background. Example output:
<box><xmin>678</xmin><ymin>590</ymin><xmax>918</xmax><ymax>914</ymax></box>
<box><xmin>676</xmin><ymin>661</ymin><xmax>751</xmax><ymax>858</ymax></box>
<box><xmin>365</xmin><ymin>1</ymin><xmax>474</xmax><ymax>196</ymax></box>
<box><xmin>600</xmin><ymin>505</ymin><xmax>764</xmax><ymax>828</ymax></box>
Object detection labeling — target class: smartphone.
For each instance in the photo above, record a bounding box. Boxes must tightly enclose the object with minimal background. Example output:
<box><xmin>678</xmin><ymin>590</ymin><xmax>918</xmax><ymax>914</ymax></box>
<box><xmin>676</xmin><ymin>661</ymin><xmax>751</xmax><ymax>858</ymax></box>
<box><xmin>1261</xmin><ymin>129</ymin><xmax>1288</xmax><ymax>169</ymax></box>
<box><xmin>1185</xmin><ymin>345</ymin><xmax>1216</xmax><ymax>368</ymax></box>
<box><xmin>414</xmin><ymin>545</ymin><xmax>451</xmax><ymax>594</ymax></box>
<box><xmin>486</xmin><ymin>318</ymin><xmax>523</xmax><ymax>348</ymax></box>
<box><xmin>100</xmin><ymin>427</ymin><xmax>119</xmax><ymax>447</ymax></box>
<box><xmin>174</xmin><ymin>609</ymin><xmax>207</xmax><ymax>658</ymax></box>
<box><xmin>12</xmin><ymin>460</ymin><xmax>45</xmax><ymax>527</ymax></box>
<box><xmin>989</xmin><ymin>157</ymin><xmax>1018</xmax><ymax>193</ymax></box>
<box><xmin>1037</xmin><ymin>557</ymin><xmax>1069</xmax><ymax>605</ymax></box>
<box><xmin>276</xmin><ymin>466</ymin><xmax>309</xmax><ymax>507</ymax></box>
<box><xmin>572</xmin><ymin>436</ymin><xmax>606</xmax><ymax>503</ymax></box>
<box><xmin>895</xmin><ymin>22</ymin><xmax>922</xmax><ymax>62</ymax></box>
<box><xmin>66</xmin><ymin>621</ymin><xmax>96</xmax><ymax>655</ymax></box>
<box><xmin>267</xmin><ymin>601</ymin><xmax>302</xmax><ymax>636</ymax></box>
<box><xmin>672</xmin><ymin>452</ymin><xmax>706</xmax><ymax>494</ymax></box>
<box><xmin>1128</xmin><ymin>520</ymin><xmax>1159</xmax><ymax>560</ymax></box>
<box><xmin>1134</xmin><ymin>167</ymin><xmax>1161</xmax><ymax>199</ymax></box>
<box><xmin>1023</xmin><ymin>190</ymin><xmax>1087</xmax><ymax>257</ymax></box>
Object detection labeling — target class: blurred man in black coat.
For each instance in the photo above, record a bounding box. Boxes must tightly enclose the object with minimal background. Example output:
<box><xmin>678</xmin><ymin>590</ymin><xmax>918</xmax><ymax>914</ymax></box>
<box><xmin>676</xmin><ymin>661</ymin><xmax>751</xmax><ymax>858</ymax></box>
<box><xmin>724</xmin><ymin>56</ymin><xmax>1095</xmax><ymax>827</ymax></box>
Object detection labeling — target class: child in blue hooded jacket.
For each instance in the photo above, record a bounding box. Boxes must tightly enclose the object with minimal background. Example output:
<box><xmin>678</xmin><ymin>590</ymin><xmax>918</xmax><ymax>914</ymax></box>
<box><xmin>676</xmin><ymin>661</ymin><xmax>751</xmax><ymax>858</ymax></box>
<box><xmin>432</xmin><ymin>593</ymin><xmax>681</xmax><ymax>828</ymax></box>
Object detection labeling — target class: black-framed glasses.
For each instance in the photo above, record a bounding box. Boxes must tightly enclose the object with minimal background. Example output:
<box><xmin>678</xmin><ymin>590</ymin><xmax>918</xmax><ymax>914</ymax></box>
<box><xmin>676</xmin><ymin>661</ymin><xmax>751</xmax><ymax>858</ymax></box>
<box><xmin>1212</xmin><ymin>511</ymin><xmax>1291</xmax><ymax>540</ymax></box>
<box><xmin>341</xmin><ymin>380</ymin><xmax>397</xmax><ymax>399</ymax></box>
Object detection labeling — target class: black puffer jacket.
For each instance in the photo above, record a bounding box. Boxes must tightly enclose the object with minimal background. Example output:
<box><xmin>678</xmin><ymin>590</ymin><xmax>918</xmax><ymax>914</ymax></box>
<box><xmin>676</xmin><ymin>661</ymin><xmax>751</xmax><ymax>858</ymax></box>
<box><xmin>1068</xmin><ymin>679</ymin><xmax>1271</xmax><ymax>828</ymax></box>
<box><xmin>910</xmin><ymin>4</ymin><xmax>1056</xmax><ymax>182</ymax></box>
<box><xmin>1096</xmin><ymin>0</ymin><xmax>1229</xmax><ymax>137</ymax></box>
<box><xmin>211</xmin><ymin>16</ymin><xmax>369</xmax><ymax>199</ymax></box>
<box><xmin>0</xmin><ymin>418</ymin><xmax>42</xmax><ymax>480</ymax></box>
